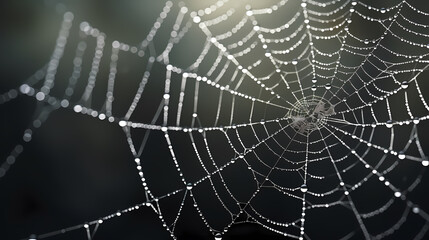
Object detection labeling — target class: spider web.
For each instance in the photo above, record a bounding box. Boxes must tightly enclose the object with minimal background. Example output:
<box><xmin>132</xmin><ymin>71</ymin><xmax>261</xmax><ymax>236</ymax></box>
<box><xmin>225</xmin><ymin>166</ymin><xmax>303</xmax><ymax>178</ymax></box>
<box><xmin>2</xmin><ymin>0</ymin><xmax>429</xmax><ymax>239</ymax></box>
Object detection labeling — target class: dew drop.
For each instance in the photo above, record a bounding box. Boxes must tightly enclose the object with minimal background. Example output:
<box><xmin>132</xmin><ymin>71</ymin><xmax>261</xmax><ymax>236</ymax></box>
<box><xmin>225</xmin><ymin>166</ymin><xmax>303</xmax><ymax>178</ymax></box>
<box><xmin>325</xmin><ymin>83</ymin><xmax>331</xmax><ymax>90</ymax></box>
<box><xmin>193</xmin><ymin>16</ymin><xmax>201</xmax><ymax>23</ymax></box>
<box><xmin>214</xmin><ymin>232</ymin><xmax>222</xmax><ymax>240</ymax></box>
<box><xmin>28</xmin><ymin>234</ymin><xmax>37</xmax><ymax>240</ymax></box>
<box><xmin>300</xmin><ymin>184</ymin><xmax>308</xmax><ymax>193</ymax></box>
<box><xmin>385</xmin><ymin>120</ymin><xmax>393</xmax><ymax>128</ymax></box>
<box><xmin>265</xmin><ymin>50</ymin><xmax>271</xmax><ymax>57</ymax></box>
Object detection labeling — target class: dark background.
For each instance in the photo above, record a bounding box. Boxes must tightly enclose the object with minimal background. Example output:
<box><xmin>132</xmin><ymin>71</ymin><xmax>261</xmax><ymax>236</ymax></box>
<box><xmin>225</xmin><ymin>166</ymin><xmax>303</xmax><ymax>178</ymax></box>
<box><xmin>1</xmin><ymin>0</ymin><xmax>429</xmax><ymax>240</ymax></box>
